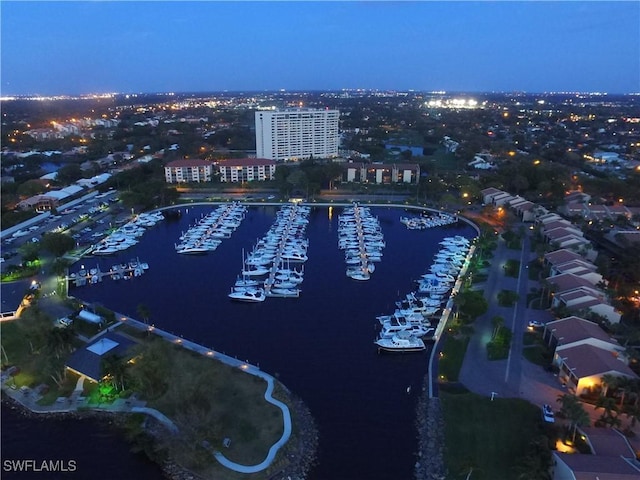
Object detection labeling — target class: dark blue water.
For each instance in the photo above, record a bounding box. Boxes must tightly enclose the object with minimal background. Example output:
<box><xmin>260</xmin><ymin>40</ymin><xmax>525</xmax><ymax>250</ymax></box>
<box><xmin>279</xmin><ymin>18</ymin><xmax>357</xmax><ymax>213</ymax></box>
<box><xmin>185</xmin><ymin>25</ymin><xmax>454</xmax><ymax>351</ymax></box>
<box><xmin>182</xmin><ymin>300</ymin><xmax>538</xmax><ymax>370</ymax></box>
<box><xmin>0</xmin><ymin>404</ymin><xmax>164</xmax><ymax>480</ymax></box>
<box><xmin>7</xmin><ymin>205</ymin><xmax>475</xmax><ymax>480</ymax></box>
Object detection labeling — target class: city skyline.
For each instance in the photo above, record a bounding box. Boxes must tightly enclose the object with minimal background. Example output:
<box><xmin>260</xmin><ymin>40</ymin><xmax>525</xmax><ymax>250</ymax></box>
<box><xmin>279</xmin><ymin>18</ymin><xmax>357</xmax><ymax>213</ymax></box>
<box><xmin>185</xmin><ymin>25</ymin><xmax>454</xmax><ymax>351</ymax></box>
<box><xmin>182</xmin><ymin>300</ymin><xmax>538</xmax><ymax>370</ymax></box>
<box><xmin>1</xmin><ymin>1</ymin><xmax>639</xmax><ymax>96</ymax></box>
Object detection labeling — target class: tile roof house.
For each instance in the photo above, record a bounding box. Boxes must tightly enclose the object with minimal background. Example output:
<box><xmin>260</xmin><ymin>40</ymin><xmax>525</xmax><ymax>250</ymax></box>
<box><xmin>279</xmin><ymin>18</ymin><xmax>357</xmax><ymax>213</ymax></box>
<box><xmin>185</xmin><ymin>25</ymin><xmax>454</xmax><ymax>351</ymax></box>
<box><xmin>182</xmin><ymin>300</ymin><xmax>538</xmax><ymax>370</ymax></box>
<box><xmin>509</xmin><ymin>198</ymin><xmax>537</xmax><ymax>222</ymax></box>
<box><xmin>490</xmin><ymin>191</ymin><xmax>514</xmax><ymax>206</ymax></box>
<box><xmin>564</xmin><ymin>191</ymin><xmax>591</xmax><ymax>204</ymax></box>
<box><xmin>554</xmin><ymin>343</ymin><xmax>637</xmax><ymax>395</ymax></box>
<box><xmin>543</xmin><ymin>316</ymin><xmax>622</xmax><ymax>355</ymax></box>
<box><xmin>547</xmin><ymin>273</ymin><xmax>600</xmax><ymax>294</ymax></box>
<box><xmin>536</xmin><ymin>212</ymin><xmax>565</xmax><ymax>226</ymax></box>
<box><xmin>553</xmin><ymin>451</ymin><xmax>640</xmax><ymax>480</ymax></box>
<box><xmin>585</xmin><ymin>204</ymin><xmax>609</xmax><ymax>222</ymax></box>
<box><xmin>561</xmin><ymin>201</ymin><xmax>586</xmax><ymax>218</ymax></box>
<box><xmin>545</xmin><ymin>249</ymin><xmax>587</xmax><ymax>267</ymax></box>
<box><xmin>579</xmin><ymin>427</ymin><xmax>636</xmax><ymax>458</ymax></box>
<box><xmin>480</xmin><ymin>187</ymin><xmax>504</xmax><ymax>205</ymax></box>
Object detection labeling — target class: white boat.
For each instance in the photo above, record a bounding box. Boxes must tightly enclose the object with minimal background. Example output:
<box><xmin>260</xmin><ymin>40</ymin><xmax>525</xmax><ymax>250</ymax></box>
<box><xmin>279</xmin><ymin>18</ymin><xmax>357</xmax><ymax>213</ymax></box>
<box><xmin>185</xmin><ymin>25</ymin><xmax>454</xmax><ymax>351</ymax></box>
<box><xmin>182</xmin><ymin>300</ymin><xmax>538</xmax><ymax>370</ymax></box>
<box><xmin>242</xmin><ymin>266</ymin><xmax>269</xmax><ymax>276</ymax></box>
<box><xmin>377</xmin><ymin>312</ymin><xmax>425</xmax><ymax>326</ymax></box>
<box><xmin>176</xmin><ymin>245</ymin><xmax>209</xmax><ymax>255</ymax></box>
<box><xmin>228</xmin><ymin>287</ymin><xmax>266</xmax><ymax>303</ymax></box>
<box><xmin>380</xmin><ymin>322</ymin><xmax>433</xmax><ymax>339</ymax></box>
<box><xmin>346</xmin><ymin>267</ymin><xmax>370</xmax><ymax>281</ymax></box>
<box><xmin>268</xmin><ymin>287</ymin><xmax>300</xmax><ymax>297</ymax></box>
<box><xmin>375</xmin><ymin>332</ymin><xmax>426</xmax><ymax>352</ymax></box>
<box><xmin>234</xmin><ymin>276</ymin><xmax>260</xmax><ymax>288</ymax></box>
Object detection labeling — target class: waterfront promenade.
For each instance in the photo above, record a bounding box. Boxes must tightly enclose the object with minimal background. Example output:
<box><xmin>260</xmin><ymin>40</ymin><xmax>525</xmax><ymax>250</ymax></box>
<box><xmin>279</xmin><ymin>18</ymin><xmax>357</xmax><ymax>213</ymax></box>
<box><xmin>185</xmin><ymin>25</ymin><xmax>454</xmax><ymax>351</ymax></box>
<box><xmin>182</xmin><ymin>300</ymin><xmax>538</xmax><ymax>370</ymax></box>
<box><xmin>115</xmin><ymin>315</ymin><xmax>293</xmax><ymax>472</ymax></box>
<box><xmin>1</xmin><ymin>313</ymin><xmax>292</xmax><ymax>475</ymax></box>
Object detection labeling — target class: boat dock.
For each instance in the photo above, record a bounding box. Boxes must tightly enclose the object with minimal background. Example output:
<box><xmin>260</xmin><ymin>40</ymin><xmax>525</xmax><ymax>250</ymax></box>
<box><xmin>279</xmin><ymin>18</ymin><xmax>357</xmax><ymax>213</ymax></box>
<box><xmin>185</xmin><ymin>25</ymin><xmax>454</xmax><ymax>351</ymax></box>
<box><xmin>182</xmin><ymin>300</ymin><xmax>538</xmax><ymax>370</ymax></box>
<box><xmin>67</xmin><ymin>259</ymin><xmax>148</xmax><ymax>287</ymax></box>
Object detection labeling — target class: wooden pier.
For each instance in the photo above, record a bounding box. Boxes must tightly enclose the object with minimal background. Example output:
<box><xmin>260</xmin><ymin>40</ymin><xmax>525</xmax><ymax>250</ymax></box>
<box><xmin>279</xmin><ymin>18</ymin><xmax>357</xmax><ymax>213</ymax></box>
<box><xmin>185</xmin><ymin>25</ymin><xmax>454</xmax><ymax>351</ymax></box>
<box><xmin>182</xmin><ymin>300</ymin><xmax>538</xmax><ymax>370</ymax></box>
<box><xmin>67</xmin><ymin>259</ymin><xmax>148</xmax><ymax>287</ymax></box>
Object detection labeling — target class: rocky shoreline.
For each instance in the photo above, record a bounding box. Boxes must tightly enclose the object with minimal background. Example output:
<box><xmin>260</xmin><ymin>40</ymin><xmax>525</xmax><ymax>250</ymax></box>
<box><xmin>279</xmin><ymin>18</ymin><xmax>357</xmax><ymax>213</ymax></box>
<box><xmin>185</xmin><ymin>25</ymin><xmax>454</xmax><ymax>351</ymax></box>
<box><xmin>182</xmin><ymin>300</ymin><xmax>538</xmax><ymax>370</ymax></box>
<box><xmin>414</xmin><ymin>380</ymin><xmax>447</xmax><ymax>480</ymax></box>
<box><xmin>264</xmin><ymin>392</ymin><xmax>319</xmax><ymax>480</ymax></box>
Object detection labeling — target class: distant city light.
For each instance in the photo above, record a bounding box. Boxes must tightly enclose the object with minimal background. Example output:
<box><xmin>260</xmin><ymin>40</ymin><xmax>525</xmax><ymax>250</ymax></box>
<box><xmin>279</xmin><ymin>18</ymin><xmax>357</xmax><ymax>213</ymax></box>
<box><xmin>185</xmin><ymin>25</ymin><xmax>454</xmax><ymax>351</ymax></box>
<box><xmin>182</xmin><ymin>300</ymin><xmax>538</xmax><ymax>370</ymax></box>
<box><xmin>425</xmin><ymin>98</ymin><xmax>482</xmax><ymax>109</ymax></box>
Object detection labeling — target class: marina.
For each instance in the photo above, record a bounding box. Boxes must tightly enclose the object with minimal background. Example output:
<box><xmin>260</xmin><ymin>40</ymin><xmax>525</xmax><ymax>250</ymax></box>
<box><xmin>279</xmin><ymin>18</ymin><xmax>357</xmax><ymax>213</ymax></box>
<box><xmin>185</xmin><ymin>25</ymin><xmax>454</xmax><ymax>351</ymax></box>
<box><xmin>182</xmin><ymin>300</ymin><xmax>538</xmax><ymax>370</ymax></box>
<box><xmin>175</xmin><ymin>202</ymin><xmax>246</xmax><ymax>254</ymax></box>
<box><xmin>374</xmin><ymin>235</ymin><xmax>471</xmax><ymax>352</ymax></box>
<box><xmin>71</xmin><ymin>204</ymin><xmax>477</xmax><ymax>480</ymax></box>
<box><xmin>338</xmin><ymin>203</ymin><xmax>385</xmax><ymax>281</ymax></box>
<box><xmin>67</xmin><ymin>258</ymin><xmax>149</xmax><ymax>287</ymax></box>
<box><xmin>230</xmin><ymin>203</ymin><xmax>309</xmax><ymax>301</ymax></box>
<box><xmin>400</xmin><ymin>212</ymin><xmax>458</xmax><ymax>230</ymax></box>
<box><xmin>88</xmin><ymin>212</ymin><xmax>164</xmax><ymax>256</ymax></box>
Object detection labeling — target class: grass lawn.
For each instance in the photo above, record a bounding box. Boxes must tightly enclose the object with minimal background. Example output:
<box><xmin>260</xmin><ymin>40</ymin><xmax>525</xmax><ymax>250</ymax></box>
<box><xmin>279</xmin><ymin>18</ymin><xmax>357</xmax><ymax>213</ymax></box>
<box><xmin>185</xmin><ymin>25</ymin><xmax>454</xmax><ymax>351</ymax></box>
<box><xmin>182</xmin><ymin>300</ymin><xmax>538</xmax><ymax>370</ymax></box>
<box><xmin>503</xmin><ymin>259</ymin><xmax>520</xmax><ymax>278</ymax></box>
<box><xmin>501</xmin><ymin>230</ymin><xmax>522</xmax><ymax>250</ymax></box>
<box><xmin>1</xmin><ymin>262</ymin><xmax>41</xmax><ymax>282</ymax></box>
<box><xmin>73</xmin><ymin>319</ymin><xmax>103</xmax><ymax>338</ymax></box>
<box><xmin>37</xmin><ymin>371</ymin><xmax>79</xmax><ymax>405</ymax></box>
<box><xmin>425</xmin><ymin>148</ymin><xmax>464</xmax><ymax>171</ymax></box>
<box><xmin>497</xmin><ymin>289</ymin><xmax>519</xmax><ymax>307</ymax></box>
<box><xmin>522</xmin><ymin>332</ymin><xmax>553</xmax><ymax>367</ymax></box>
<box><xmin>130</xmin><ymin>339</ymin><xmax>286</xmax><ymax>476</ymax></box>
<box><xmin>1</xmin><ymin>310</ymin><xmax>79</xmax><ymax>399</ymax></box>
<box><xmin>471</xmin><ymin>273</ymin><xmax>488</xmax><ymax>284</ymax></box>
<box><xmin>441</xmin><ymin>392</ymin><xmax>545</xmax><ymax>480</ymax></box>
<box><xmin>528</xmin><ymin>260</ymin><xmax>543</xmax><ymax>281</ymax></box>
<box><xmin>439</xmin><ymin>335</ymin><xmax>470</xmax><ymax>382</ymax></box>
<box><xmin>486</xmin><ymin>327</ymin><xmax>512</xmax><ymax>360</ymax></box>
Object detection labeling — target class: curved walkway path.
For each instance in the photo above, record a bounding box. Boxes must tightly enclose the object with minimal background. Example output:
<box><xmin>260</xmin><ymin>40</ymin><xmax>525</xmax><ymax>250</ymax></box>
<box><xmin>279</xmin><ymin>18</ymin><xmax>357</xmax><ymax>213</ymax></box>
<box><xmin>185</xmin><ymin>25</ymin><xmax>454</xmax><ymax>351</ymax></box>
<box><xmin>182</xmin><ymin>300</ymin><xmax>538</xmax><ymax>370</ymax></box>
<box><xmin>114</xmin><ymin>315</ymin><xmax>292</xmax><ymax>473</ymax></box>
<box><xmin>213</xmin><ymin>368</ymin><xmax>292</xmax><ymax>473</ymax></box>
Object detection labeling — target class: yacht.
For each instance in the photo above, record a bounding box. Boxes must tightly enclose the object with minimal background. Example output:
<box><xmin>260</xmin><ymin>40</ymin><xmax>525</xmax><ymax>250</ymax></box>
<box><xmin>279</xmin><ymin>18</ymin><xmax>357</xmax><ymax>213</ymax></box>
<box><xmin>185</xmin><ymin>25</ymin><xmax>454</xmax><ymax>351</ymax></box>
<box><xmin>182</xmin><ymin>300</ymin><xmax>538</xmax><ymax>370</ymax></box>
<box><xmin>228</xmin><ymin>287</ymin><xmax>266</xmax><ymax>303</ymax></box>
<box><xmin>380</xmin><ymin>322</ymin><xmax>433</xmax><ymax>339</ymax></box>
<box><xmin>346</xmin><ymin>267</ymin><xmax>370</xmax><ymax>281</ymax></box>
<box><xmin>375</xmin><ymin>332</ymin><xmax>426</xmax><ymax>352</ymax></box>
<box><xmin>234</xmin><ymin>276</ymin><xmax>260</xmax><ymax>288</ymax></box>
<box><xmin>268</xmin><ymin>287</ymin><xmax>300</xmax><ymax>297</ymax></box>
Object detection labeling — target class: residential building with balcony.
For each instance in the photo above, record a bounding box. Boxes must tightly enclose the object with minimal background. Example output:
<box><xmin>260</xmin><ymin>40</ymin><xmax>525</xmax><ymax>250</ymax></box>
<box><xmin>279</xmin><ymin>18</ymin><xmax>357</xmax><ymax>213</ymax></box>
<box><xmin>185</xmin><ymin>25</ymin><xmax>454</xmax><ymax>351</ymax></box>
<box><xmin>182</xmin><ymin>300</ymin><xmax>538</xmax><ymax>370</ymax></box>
<box><xmin>345</xmin><ymin>162</ymin><xmax>419</xmax><ymax>184</ymax></box>
<box><xmin>255</xmin><ymin>109</ymin><xmax>339</xmax><ymax>161</ymax></box>
<box><xmin>164</xmin><ymin>159</ymin><xmax>213</xmax><ymax>184</ymax></box>
<box><xmin>217</xmin><ymin>158</ymin><xmax>277</xmax><ymax>183</ymax></box>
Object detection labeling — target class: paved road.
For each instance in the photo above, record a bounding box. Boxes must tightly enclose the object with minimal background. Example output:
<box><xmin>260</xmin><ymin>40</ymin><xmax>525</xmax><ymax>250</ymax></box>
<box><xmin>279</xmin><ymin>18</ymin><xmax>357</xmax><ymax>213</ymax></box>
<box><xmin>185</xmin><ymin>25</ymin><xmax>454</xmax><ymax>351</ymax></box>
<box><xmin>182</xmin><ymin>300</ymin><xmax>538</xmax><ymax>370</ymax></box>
<box><xmin>459</xmin><ymin>226</ymin><xmax>555</xmax><ymax>401</ymax></box>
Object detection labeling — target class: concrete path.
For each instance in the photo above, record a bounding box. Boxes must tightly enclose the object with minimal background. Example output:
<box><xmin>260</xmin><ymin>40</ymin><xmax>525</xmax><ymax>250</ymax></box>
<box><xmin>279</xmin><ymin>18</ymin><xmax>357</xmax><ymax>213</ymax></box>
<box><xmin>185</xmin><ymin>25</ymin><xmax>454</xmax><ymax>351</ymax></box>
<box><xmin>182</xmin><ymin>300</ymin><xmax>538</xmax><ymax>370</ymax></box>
<box><xmin>3</xmin><ymin>315</ymin><xmax>291</xmax><ymax>474</ymax></box>
<box><xmin>213</xmin><ymin>370</ymin><xmax>292</xmax><ymax>473</ymax></box>
<box><xmin>131</xmin><ymin>406</ymin><xmax>178</xmax><ymax>433</ymax></box>
<box><xmin>116</xmin><ymin>315</ymin><xmax>292</xmax><ymax>473</ymax></box>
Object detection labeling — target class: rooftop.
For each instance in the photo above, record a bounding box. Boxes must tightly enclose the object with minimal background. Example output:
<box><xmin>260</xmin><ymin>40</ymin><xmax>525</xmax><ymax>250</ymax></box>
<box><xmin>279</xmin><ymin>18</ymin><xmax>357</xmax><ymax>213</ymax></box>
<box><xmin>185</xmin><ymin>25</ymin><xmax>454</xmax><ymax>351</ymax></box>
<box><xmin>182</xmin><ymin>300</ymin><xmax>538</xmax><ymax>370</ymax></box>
<box><xmin>560</xmin><ymin>343</ymin><xmax>637</xmax><ymax>379</ymax></box>
<box><xmin>66</xmin><ymin>332</ymin><xmax>136</xmax><ymax>382</ymax></box>
<box><xmin>546</xmin><ymin>316</ymin><xmax>617</xmax><ymax>347</ymax></box>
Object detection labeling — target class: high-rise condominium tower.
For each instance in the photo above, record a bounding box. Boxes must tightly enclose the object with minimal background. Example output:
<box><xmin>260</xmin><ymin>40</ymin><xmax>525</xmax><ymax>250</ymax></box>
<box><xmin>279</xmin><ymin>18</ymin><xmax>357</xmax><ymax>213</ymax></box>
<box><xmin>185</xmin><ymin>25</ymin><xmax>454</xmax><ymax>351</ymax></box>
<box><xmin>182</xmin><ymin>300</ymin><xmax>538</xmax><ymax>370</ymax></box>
<box><xmin>255</xmin><ymin>109</ymin><xmax>339</xmax><ymax>161</ymax></box>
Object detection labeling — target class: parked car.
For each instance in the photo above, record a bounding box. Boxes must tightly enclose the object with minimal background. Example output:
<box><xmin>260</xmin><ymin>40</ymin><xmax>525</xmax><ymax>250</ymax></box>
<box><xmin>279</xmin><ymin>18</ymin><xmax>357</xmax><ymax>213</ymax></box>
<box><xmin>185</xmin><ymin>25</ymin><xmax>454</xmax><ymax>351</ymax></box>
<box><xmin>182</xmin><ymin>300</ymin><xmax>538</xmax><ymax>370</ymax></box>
<box><xmin>542</xmin><ymin>404</ymin><xmax>555</xmax><ymax>423</ymax></box>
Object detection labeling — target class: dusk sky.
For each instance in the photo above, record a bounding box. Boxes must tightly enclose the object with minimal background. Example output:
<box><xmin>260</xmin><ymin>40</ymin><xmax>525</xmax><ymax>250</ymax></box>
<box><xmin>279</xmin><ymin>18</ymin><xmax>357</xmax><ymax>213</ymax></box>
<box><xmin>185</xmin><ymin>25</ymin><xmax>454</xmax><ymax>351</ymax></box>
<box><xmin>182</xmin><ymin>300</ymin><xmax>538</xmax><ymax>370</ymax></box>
<box><xmin>2</xmin><ymin>1</ymin><xmax>639</xmax><ymax>96</ymax></box>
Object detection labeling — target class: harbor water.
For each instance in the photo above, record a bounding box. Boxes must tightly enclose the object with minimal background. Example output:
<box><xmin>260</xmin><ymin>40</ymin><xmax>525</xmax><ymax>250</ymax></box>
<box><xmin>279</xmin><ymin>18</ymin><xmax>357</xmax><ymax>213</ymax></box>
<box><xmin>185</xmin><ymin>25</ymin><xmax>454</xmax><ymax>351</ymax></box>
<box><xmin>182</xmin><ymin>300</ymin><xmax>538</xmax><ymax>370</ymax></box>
<box><xmin>5</xmin><ymin>205</ymin><xmax>476</xmax><ymax>480</ymax></box>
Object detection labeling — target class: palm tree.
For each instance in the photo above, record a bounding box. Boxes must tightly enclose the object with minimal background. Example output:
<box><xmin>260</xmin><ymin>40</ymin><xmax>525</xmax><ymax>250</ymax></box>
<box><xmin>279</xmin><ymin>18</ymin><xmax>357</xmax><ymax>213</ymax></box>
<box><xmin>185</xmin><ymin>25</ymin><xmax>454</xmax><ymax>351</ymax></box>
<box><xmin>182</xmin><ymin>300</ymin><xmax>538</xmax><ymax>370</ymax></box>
<box><xmin>513</xmin><ymin>434</ymin><xmax>552</xmax><ymax>480</ymax></box>
<box><xmin>557</xmin><ymin>393</ymin><xmax>590</xmax><ymax>442</ymax></box>
<box><xmin>491</xmin><ymin>316</ymin><xmax>504</xmax><ymax>340</ymax></box>
<box><xmin>629</xmin><ymin>378</ymin><xmax>640</xmax><ymax>408</ymax></box>
<box><xmin>101</xmin><ymin>354</ymin><xmax>128</xmax><ymax>391</ymax></box>
<box><xmin>595</xmin><ymin>396</ymin><xmax>620</xmax><ymax>428</ymax></box>
<box><xmin>625</xmin><ymin>402</ymin><xmax>640</xmax><ymax>428</ymax></box>
<box><xmin>600</xmin><ymin>373</ymin><xmax>621</xmax><ymax>398</ymax></box>
<box><xmin>136</xmin><ymin>303</ymin><xmax>151</xmax><ymax>325</ymax></box>
<box><xmin>46</xmin><ymin>327</ymin><xmax>75</xmax><ymax>359</ymax></box>
<box><xmin>616</xmin><ymin>376</ymin><xmax>633</xmax><ymax>409</ymax></box>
